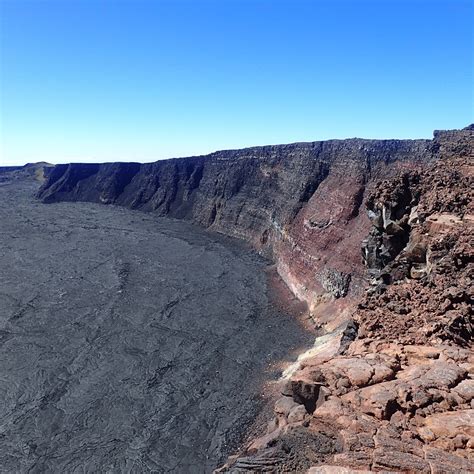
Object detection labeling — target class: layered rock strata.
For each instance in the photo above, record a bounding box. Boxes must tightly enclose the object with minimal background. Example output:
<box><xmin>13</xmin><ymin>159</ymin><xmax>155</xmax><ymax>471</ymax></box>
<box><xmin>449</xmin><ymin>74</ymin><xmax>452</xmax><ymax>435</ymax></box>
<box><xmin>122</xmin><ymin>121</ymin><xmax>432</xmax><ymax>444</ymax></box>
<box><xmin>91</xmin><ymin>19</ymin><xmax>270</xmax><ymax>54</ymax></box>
<box><xmin>37</xmin><ymin>138</ymin><xmax>434</xmax><ymax>313</ymax></box>
<box><xmin>218</xmin><ymin>126</ymin><xmax>473</xmax><ymax>472</ymax></box>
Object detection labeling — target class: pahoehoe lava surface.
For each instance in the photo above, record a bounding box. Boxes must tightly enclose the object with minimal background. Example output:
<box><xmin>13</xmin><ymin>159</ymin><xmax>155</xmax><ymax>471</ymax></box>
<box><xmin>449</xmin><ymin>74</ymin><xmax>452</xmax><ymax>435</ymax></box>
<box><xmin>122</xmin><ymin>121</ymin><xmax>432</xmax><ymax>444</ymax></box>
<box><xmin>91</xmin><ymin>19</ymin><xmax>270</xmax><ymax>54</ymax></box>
<box><xmin>0</xmin><ymin>178</ymin><xmax>312</xmax><ymax>473</ymax></box>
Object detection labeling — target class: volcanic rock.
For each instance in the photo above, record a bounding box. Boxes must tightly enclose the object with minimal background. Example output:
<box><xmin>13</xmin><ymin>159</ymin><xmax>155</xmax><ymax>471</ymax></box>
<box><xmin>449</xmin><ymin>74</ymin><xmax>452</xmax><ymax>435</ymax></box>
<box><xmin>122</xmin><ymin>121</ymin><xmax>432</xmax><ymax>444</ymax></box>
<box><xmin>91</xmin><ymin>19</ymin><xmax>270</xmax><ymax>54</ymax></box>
<box><xmin>34</xmin><ymin>126</ymin><xmax>474</xmax><ymax>473</ymax></box>
<box><xmin>217</xmin><ymin>127</ymin><xmax>473</xmax><ymax>472</ymax></box>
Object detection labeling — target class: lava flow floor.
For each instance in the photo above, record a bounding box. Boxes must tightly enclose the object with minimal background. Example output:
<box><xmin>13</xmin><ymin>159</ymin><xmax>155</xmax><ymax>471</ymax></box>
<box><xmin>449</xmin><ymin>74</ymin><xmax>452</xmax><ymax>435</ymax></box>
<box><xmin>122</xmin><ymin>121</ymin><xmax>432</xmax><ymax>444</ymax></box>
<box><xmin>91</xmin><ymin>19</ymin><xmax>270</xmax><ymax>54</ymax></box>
<box><xmin>0</xmin><ymin>176</ymin><xmax>311</xmax><ymax>473</ymax></box>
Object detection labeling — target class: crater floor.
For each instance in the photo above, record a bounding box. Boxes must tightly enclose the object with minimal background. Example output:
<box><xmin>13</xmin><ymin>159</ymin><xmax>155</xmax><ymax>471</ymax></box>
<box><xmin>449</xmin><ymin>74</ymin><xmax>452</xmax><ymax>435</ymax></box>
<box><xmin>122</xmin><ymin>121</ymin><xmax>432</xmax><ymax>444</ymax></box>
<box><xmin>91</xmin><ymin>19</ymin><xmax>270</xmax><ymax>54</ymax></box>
<box><xmin>0</xmin><ymin>178</ymin><xmax>311</xmax><ymax>473</ymax></box>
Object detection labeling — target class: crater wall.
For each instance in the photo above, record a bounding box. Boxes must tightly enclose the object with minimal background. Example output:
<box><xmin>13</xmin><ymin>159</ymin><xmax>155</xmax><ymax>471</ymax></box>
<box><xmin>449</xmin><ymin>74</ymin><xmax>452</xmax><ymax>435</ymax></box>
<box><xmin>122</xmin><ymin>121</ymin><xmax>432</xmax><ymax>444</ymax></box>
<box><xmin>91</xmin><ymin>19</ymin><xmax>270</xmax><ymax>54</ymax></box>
<box><xmin>38</xmin><ymin>137</ymin><xmax>436</xmax><ymax>311</ymax></box>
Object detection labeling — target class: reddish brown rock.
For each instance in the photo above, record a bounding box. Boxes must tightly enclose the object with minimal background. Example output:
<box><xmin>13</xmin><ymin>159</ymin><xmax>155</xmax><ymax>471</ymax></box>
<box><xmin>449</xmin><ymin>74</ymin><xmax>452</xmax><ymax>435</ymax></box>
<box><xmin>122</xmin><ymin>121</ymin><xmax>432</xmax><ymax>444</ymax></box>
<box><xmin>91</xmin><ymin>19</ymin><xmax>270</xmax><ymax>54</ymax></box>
<box><xmin>422</xmin><ymin>409</ymin><xmax>474</xmax><ymax>439</ymax></box>
<box><xmin>307</xmin><ymin>466</ymin><xmax>371</xmax><ymax>474</ymax></box>
<box><xmin>454</xmin><ymin>379</ymin><xmax>474</xmax><ymax>402</ymax></box>
<box><xmin>213</xmin><ymin>126</ymin><xmax>472</xmax><ymax>472</ymax></box>
<box><xmin>356</xmin><ymin>128</ymin><xmax>473</xmax><ymax>346</ymax></box>
<box><xmin>342</xmin><ymin>380</ymin><xmax>401</xmax><ymax>420</ymax></box>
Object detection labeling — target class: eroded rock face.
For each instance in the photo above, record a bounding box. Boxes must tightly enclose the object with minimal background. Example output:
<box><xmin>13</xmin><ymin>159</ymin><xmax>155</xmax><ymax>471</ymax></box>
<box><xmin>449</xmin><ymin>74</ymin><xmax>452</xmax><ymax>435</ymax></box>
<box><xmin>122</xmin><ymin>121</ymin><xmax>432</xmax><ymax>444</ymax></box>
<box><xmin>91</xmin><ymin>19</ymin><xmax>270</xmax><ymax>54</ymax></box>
<box><xmin>356</xmin><ymin>126</ymin><xmax>473</xmax><ymax>346</ymax></box>
<box><xmin>37</xmin><ymin>138</ymin><xmax>434</xmax><ymax>312</ymax></box>
<box><xmin>217</xmin><ymin>127</ymin><xmax>473</xmax><ymax>472</ymax></box>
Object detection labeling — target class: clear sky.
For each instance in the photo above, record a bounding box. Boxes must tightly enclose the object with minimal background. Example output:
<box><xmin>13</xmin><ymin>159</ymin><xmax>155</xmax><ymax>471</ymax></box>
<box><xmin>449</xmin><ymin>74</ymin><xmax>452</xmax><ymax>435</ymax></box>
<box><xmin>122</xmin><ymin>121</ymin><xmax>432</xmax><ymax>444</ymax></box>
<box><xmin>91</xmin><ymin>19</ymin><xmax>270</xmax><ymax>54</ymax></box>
<box><xmin>0</xmin><ymin>0</ymin><xmax>472</xmax><ymax>166</ymax></box>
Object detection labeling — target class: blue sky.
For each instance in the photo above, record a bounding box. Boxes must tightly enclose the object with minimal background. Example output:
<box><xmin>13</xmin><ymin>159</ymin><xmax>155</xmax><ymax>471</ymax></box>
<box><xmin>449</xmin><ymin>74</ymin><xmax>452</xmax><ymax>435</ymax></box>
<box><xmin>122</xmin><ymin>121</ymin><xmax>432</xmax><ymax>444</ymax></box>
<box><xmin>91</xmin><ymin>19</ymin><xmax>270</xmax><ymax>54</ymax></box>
<box><xmin>0</xmin><ymin>0</ymin><xmax>472</xmax><ymax>165</ymax></box>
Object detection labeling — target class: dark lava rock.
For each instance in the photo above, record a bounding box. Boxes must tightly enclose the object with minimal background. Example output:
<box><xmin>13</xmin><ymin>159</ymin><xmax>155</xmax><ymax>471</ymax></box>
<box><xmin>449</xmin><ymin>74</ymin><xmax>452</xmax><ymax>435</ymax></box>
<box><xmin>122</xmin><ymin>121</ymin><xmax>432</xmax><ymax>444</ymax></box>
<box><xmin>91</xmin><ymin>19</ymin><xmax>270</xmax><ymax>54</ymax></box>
<box><xmin>0</xmin><ymin>178</ymin><xmax>312</xmax><ymax>473</ymax></box>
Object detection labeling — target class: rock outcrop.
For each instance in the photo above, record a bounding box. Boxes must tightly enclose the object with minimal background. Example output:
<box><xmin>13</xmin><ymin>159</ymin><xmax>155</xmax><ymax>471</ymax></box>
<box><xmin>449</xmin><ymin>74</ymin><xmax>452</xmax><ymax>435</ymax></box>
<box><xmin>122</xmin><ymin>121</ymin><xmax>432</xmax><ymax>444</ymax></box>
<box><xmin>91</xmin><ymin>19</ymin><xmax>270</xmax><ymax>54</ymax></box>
<box><xmin>37</xmin><ymin>126</ymin><xmax>473</xmax><ymax>472</ymax></box>
<box><xmin>0</xmin><ymin>162</ymin><xmax>54</xmax><ymax>183</ymax></box>
<box><xmin>218</xmin><ymin>126</ymin><xmax>473</xmax><ymax>472</ymax></box>
<box><xmin>357</xmin><ymin>126</ymin><xmax>473</xmax><ymax>346</ymax></box>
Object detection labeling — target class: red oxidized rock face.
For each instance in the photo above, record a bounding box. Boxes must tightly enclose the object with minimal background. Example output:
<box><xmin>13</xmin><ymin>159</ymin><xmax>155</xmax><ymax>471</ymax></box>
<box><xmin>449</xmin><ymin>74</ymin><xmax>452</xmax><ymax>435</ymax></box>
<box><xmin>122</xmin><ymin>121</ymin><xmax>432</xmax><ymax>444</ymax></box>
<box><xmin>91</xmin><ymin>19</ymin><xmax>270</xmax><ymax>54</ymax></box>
<box><xmin>355</xmin><ymin>126</ymin><xmax>473</xmax><ymax>346</ymax></box>
<box><xmin>218</xmin><ymin>126</ymin><xmax>473</xmax><ymax>473</ymax></box>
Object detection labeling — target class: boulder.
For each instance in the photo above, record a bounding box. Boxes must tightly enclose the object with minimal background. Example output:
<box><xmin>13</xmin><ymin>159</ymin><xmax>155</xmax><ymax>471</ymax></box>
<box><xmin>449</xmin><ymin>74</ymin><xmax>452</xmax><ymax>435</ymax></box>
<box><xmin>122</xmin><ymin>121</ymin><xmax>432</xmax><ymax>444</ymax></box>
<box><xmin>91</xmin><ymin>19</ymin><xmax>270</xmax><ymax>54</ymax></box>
<box><xmin>422</xmin><ymin>409</ymin><xmax>474</xmax><ymax>439</ymax></box>
<box><xmin>274</xmin><ymin>396</ymin><xmax>300</xmax><ymax>417</ymax></box>
<box><xmin>453</xmin><ymin>379</ymin><xmax>474</xmax><ymax>402</ymax></box>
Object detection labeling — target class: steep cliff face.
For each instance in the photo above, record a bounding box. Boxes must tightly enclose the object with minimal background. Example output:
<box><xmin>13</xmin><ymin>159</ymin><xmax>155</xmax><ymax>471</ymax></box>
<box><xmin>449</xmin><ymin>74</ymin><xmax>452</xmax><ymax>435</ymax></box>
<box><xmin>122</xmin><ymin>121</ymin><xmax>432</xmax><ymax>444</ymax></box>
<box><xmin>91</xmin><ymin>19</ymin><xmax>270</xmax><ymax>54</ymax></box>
<box><xmin>217</xmin><ymin>127</ymin><xmax>473</xmax><ymax>473</ymax></box>
<box><xmin>38</xmin><ymin>138</ymin><xmax>434</xmax><ymax>313</ymax></box>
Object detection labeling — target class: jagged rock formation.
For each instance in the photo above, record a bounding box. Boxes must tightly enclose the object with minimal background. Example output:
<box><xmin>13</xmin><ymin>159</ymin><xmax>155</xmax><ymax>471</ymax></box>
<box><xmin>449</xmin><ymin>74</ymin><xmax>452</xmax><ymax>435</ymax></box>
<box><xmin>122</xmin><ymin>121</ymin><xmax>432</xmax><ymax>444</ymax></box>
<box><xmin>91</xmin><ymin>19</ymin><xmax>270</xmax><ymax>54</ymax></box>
<box><xmin>357</xmin><ymin>127</ymin><xmax>473</xmax><ymax>346</ymax></box>
<box><xmin>218</xmin><ymin>126</ymin><xmax>473</xmax><ymax>473</ymax></box>
<box><xmin>37</xmin><ymin>127</ymin><xmax>473</xmax><ymax>472</ymax></box>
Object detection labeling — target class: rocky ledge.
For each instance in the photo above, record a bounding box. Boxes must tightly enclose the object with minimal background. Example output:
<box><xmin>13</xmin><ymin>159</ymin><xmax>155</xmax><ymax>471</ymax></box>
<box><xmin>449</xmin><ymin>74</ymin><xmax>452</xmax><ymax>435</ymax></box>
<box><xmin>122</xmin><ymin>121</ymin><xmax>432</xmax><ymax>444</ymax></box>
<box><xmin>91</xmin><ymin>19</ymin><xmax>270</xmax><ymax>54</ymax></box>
<box><xmin>218</xmin><ymin>126</ymin><xmax>473</xmax><ymax>472</ymax></box>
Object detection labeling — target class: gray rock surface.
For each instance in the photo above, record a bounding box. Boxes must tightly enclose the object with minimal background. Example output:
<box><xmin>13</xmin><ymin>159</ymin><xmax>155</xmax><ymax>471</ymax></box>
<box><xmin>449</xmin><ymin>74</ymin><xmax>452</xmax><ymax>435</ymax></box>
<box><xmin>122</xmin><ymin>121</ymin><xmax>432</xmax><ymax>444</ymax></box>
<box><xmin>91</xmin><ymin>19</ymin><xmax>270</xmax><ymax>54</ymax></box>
<box><xmin>0</xmin><ymin>179</ymin><xmax>312</xmax><ymax>473</ymax></box>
